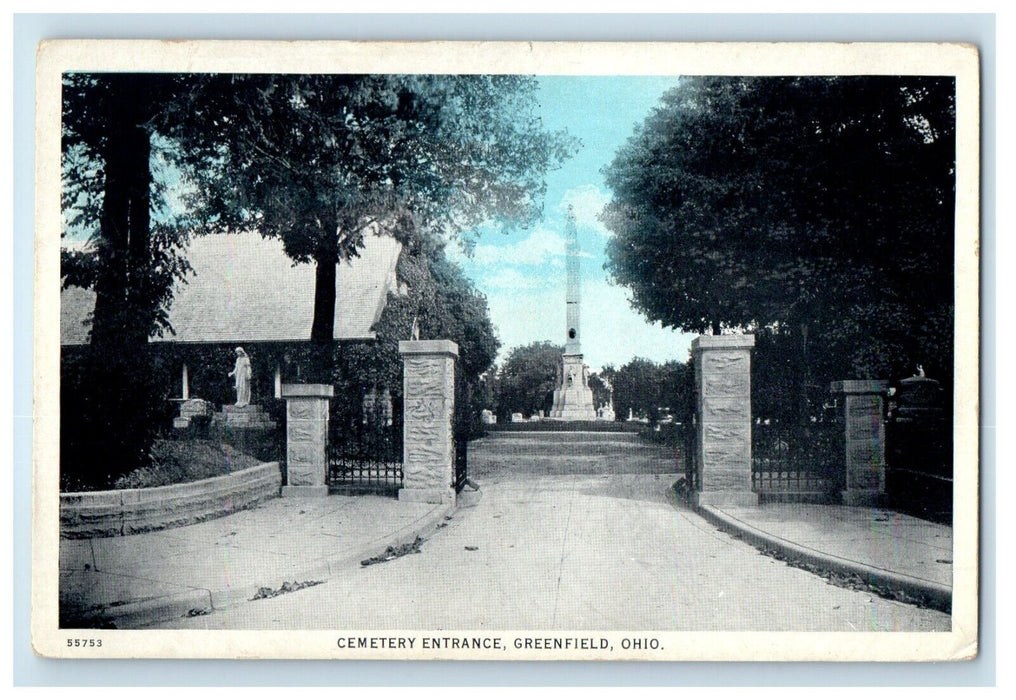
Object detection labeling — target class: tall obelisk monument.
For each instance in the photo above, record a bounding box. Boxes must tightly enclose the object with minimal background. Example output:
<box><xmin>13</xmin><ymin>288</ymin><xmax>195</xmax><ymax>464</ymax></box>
<box><xmin>549</xmin><ymin>207</ymin><xmax>596</xmax><ymax>421</ymax></box>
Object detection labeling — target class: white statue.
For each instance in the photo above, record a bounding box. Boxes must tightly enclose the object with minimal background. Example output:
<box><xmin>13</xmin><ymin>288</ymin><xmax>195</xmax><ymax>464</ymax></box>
<box><xmin>228</xmin><ymin>347</ymin><xmax>252</xmax><ymax>407</ymax></box>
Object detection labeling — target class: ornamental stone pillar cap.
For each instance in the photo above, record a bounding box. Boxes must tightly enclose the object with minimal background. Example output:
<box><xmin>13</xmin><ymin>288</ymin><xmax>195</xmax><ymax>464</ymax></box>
<box><xmin>691</xmin><ymin>334</ymin><xmax>756</xmax><ymax>352</ymax></box>
<box><xmin>280</xmin><ymin>383</ymin><xmax>335</xmax><ymax>398</ymax></box>
<box><xmin>399</xmin><ymin>339</ymin><xmax>459</xmax><ymax>359</ymax></box>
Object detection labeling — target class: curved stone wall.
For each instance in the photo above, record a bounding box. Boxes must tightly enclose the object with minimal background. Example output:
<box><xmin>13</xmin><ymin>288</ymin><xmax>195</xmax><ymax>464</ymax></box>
<box><xmin>60</xmin><ymin>462</ymin><xmax>282</xmax><ymax>538</ymax></box>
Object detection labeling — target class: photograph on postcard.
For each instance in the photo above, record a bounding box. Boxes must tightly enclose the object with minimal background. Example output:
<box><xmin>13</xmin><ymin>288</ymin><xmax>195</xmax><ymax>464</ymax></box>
<box><xmin>32</xmin><ymin>41</ymin><xmax>979</xmax><ymax>660</ymax></box>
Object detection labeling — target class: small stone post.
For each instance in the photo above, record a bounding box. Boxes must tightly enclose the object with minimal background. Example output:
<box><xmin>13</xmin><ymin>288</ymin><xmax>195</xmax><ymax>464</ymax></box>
<box><xmin>692</xmin><ymin>334</ymin><xmax>756</xmax><ymax>507</ymax></box>
<box><xmin>830</xmin><ymin>380</ymin><xmax>889</xmax><ymax>506</ymax></box>
<box><xmin>399</xmin><ymin>340</ymin><xmax>458</xmax><ymax>505</ymax></box>
<box><xmin>281</xmin><ymin>383</ymin><xmax>334</xmax><ymax>497</ymax></box>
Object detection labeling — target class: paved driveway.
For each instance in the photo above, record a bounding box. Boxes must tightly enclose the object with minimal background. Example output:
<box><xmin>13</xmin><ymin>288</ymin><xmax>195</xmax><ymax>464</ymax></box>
<box><xmin>161</xmin><ymin>433</ymin><xmax>949</xmax><ymax>631</ymax></box>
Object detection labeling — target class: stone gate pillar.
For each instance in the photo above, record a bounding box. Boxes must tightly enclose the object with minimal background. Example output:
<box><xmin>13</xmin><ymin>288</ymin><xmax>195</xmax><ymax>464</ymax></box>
<box><xmin>399</xmin><ymin>340</ymin><xmax>458</xmax><ymax>505</ymax></box>
<box><xmin>831</xmin><ymin>380</ymin><xmax>889</xmax><ymax>506</ymax></box>
<box><xmin>692</xmin><ymin>334</ymin><xmax>756</xmax><ymax>507</ymax></box>
<box><xmin>281</xmin><ymin>384</ymin><xmax>334</xmax><ymax>497</ymax></box>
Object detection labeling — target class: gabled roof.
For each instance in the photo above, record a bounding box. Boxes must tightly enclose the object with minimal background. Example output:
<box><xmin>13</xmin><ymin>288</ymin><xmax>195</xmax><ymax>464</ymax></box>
<box><xmin>61</xmin><ymin>231</ymin><xmax>402</xmax><ymax>346</ymax></box>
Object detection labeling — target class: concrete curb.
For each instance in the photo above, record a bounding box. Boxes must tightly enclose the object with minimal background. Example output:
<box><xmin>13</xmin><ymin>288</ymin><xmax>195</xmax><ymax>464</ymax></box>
<box><xmin>697</xmin><ymin>505</ymin><xmax>952</xmax><ymax>614</ymax></box>
<box><xmin>70</xmin><ymin>497</ymin><xmax>458</xmax><ymax>629</ymax></box>
<box><xmin>204</xmin><ymin>497</ymin><xmax>459</xmax><ymax>620</ymax></box>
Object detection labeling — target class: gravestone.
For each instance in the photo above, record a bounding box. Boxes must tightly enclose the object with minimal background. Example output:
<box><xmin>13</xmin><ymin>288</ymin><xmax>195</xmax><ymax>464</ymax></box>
<box><xmin>173</xmin><ymin>398</ymin><xmax>212</xmax><ymax>429</ymax></box>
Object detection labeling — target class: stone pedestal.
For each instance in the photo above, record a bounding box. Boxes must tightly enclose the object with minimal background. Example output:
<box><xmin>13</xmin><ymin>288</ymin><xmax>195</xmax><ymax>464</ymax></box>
<box><xmin>399</xmin><ymin>340</ymin><xmax>458</xmax><ymax>505</ymax></box>
<box><xmin>831</xmin><ymin>380</ymin><xmax>889</xmax><ymax>506</ymax></box>
<box><xmin>211</xmin><ymin>404</ymin><xmax>277</xmax><ymax>430</ymax></box>
<box><xmin>549</xmin><ymin>354</ymin><xmax>596</xmax><ymax>421</ymax></box>
<box><xmin>173</xmin><ymin>398</ymin><xmax>212</xmax><ymax>429</ymax></box>
<box><xmin>692</xmin><ymin>335</ymin><xmax>756</xmax><ymax>507</ymax></box>
<box><xmin>280</xmin><ymin>384</ymin><xmax>333</xmax><ymax>497</ymax></box>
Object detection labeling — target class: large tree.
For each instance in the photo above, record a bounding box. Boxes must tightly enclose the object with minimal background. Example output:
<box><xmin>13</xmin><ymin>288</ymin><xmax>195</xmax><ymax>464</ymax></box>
<box><xmin>602</xmin><ymin>76</ymin><xmax>955</xmax><ymax>391</ymax></box>
<box><xmin>333</xmin><ymin>235</ymin><xmax>500</xmax><ymax>440</ymax></box>
<box><xmin>62</xmin><ymin>73</ymin><xmax>195</xmax><ymax>347</ymax></box>
<box><xmin>172</xmin><ymin>74</ymin><xmax>576</xmax><ymax>377</ymax></box>
<box><xmin>495</xmin><ymin>341</ymin><xmax>564</xmax><ymax>420</ymax></box>
<box><xmin>61</xmin><ymin>73</ymin><xmax>197</xmax><ymax>486</ymax></box>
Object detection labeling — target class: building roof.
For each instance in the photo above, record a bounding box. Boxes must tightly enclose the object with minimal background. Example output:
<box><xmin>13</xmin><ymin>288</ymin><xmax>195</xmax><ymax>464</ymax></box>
<box><xmin>61</xmin><ymin>231</ymin><xmax>402</xmax><ymax>346</ymax></box>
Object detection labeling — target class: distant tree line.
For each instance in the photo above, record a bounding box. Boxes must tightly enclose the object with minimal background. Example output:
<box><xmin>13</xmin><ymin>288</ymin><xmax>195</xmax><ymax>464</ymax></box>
<box><xmin>488</xmin><ymin>342</ymin><xmax>693</xmax><ymax>425</ymax></box>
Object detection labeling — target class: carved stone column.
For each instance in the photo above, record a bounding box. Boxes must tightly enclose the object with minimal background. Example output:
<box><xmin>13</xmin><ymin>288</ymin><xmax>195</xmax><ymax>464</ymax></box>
<box><xmin>692</xmin><ymin>334</ymin><xmax>756</xmax><ymax>507</ymax></box>
<box><xmin>280</xmin><ymin>384</ymin><xmax>334</xmax><ymax>497</ymax></box>
<box><xmin>831</xmin><ymin>380</ymin><xmax>889</xmax><ymax>506</ymax></box>
<box><xmin>399</xmin><ymin>340</ymin><xmax>458</xmax><ymax>505</ymax></box>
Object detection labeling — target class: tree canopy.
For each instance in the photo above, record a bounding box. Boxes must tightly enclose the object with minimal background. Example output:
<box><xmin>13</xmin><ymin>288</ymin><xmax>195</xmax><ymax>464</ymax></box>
<box><xmin>608</xmin><ymin>357</ymin><xmax>693</xmax><ymax>424</ymax></box>
<box><xmin>171</xmin><ymin>74</ymin><xmax>577</xmax><ymax>363</ymax></box>
<box><xmin>495</xmin><ymin>341</ymin><xmax>564</xmax><ymax>420</ymax></box>
<box><xmin>602</xmin><ymin>76</ymin><xmax>955</xmax><ymax>384</ymax></box>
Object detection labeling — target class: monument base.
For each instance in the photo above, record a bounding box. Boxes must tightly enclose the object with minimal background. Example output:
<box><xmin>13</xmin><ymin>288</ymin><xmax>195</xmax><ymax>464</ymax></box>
<box><xmin>212</xmin><ymin>404</ymin><xmax>277</xmax><ymax>430</ymax></box>
<box><xmin>549</xmin><ymin>353</ymin><xmax>596</xmax><ymax>421</ymax></box>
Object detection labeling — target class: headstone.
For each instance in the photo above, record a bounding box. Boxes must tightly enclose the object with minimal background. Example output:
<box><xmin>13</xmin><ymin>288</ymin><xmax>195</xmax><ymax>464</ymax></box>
<box><xmin>173</xmin><ymin>398</ymin><xmax>212</xmax><ymax>429</ymax></box>
<box><xmin>480</xmin><ymin>409</ymin><xmax>496</xmax><ymax>425</ymax></box>
<box><xmin>399</xmin><ymin>340</ymin><xmax>458</xmax><ymax>505</ymax></box>
<box><xmin>511</xmin><ymin>412</ymin><xmax>524</xmax><ymax>423</ymax></box>
<box><xmin>693</xmin><ymin>334</ymin><xmax>756</xmax><ymax>507</ymax></box>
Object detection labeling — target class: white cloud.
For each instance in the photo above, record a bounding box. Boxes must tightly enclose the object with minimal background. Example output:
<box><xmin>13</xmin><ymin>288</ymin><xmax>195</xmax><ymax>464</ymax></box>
<box><xmin>471</xmin><ymin>226</ymin><xmax>567</xmax><ymax>267</ymax></box>
<box><xmin>559</xmin><ymin>184</ymin><xmax>612</xmax><ymax>238</ymax></box>
<box><xmin>482</xmin><ymin>267</ymin><xmax>542</xmax><ymax>290</ymax></box>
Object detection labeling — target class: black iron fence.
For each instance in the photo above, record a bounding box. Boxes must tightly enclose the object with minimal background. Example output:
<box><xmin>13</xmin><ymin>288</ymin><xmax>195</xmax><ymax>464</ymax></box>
<box><xmin>327</xmin><ymin>393</ymin><xmax>404</xmax><ymax>496</ymax></box>
<box><xmin>751</xmin><ymin>420</ymin><xmax>843</xmax><ymax>502</ymax></box>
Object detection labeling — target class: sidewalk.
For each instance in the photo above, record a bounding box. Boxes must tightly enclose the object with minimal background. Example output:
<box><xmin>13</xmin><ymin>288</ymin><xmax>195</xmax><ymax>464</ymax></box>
<box><xmin>59</xmin><ymin>493</ymin><xmax>453</xmax><ymax>628</ymax></box>
<box><xmin>696</xmin><ymin>502</ymin><xmax>953</xmax><ymax>612</ymax></box>
<box><xmin>60</xmin><ymin>485</ymin><xmax>953</xmax><ymax>629</ymax></box>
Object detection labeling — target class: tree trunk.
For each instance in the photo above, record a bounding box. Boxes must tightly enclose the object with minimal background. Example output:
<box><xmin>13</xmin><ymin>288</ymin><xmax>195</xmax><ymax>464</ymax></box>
<box><xmin>90</xmin><ymin>95</ymin><xmax>132</xmax><ymax>351</ymax></box>
<box><xmin>308</xmin><ymin>221</ymin><xmax>339</xmax><ymax>382</ymax></box>
<box><xmin>81</xmin><ymin>74</ymin><xmax>160</xmax><ymax>478</ymax></box>
<box><xmin>90</xmin><ymin>75</ymin><xmax>153</xmax><ymax>351</ymax></box>
<box><xmin>124</xmin><ymin>110</ymin><xmax>152</xmax><ymax>348</ymax></box>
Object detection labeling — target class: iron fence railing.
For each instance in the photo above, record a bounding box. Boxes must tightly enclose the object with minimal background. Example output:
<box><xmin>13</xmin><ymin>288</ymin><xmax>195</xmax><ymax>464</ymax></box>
<box><xmin>327</xmin><ymin>401</ymin><xmax>403</xmax><ymax>496</ymax></box>
<box><xmin>751</xmin><ymin>420</ymin><xmax>843</xmax><ymax>500</ymax></box>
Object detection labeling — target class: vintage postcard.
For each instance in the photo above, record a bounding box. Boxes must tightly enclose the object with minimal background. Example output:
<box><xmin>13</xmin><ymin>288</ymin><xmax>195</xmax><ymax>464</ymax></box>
<box><xmin>32</xmin><ymin>40</ymin><xmax>979</xmax><ymax>661</ymax></box>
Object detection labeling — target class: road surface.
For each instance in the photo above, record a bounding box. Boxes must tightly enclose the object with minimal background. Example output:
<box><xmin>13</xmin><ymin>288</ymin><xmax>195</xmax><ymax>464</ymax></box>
<box><xmin>158</xmin><ymin>432</ymin><xmax>950</xmax><ymax>632</ymax></box>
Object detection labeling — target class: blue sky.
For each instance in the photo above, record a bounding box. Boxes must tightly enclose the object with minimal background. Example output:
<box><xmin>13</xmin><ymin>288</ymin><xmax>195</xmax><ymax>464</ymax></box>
<box><xmin>452</xmin><ymin>75</ymin><xmax>698</xmax><ymax>371</ymax></box>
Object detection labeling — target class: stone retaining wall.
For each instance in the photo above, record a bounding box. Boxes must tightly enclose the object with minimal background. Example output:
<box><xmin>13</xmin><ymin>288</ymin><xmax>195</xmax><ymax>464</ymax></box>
<box><xmin>60</xmin><ymin>462</ymin><xmax>282</xmax><ymax>538</ymax></box>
